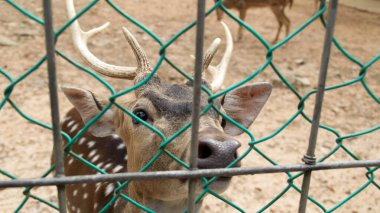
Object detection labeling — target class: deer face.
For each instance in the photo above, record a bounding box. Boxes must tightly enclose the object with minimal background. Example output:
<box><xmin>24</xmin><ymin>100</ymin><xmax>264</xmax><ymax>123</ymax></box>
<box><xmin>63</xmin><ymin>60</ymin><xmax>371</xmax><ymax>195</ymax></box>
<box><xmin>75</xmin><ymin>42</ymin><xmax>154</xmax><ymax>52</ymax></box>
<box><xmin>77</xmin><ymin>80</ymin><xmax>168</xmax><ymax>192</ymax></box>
<box><xmin>63</xmin><ymin>78</ymin><xmax>271</xmax><ymax>201</ymax></box>
<box><xmin>64</xmin><ymin>1</ymin><xmax>271</xmax><ymax>208</ymax></box>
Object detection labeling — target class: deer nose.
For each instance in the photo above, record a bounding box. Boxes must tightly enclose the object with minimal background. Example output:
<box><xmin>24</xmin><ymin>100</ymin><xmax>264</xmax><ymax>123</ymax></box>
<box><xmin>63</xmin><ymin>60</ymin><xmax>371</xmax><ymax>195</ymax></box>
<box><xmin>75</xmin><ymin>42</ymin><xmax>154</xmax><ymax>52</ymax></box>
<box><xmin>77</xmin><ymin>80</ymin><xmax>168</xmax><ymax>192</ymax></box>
<box><xmin>197</xmin><ymin>139</ymin><xmax>241</xmax><ymax>169</ymax></box>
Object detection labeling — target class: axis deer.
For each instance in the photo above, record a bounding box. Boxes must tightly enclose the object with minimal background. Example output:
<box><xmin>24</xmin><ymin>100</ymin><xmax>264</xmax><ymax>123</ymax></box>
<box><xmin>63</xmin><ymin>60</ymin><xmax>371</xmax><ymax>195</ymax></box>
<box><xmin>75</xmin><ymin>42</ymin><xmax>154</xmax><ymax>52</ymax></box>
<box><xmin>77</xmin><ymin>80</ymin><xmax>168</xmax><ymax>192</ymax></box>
<box><xmin>60</xmin><ymin>0</ymin><xmax>272</xmax><ymax>212</ymax></box>
<box><xmin>315</xmin><ymin>0</ymin><xmax>324</xmax><ymax>12</ymax></box>
<box><xmin>315</xmin><ymin>0</ymin><xmax>319</xmax><ymax>11</ymax></box>
<box><xmin>214</xmin><ymin>0</ymin><xmax>293</xmax><ymax>43</ymax></box>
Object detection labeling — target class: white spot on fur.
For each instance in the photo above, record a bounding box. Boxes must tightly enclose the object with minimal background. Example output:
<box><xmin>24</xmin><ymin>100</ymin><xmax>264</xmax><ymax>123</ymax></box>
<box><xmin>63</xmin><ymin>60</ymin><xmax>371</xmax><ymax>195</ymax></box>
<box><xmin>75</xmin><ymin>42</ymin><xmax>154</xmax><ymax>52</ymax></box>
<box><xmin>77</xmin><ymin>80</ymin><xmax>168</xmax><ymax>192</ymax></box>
<box><xmin>124</xmin><ymin>155</ymin><xmax>128</xmax><ymax>161</ymax></box>
<box><xmin>112</xmin><ymin>165</ymin><xmax>123</xmax><ymax>173</ymax></box>
<box><xmin>67</xmin><ymin>120</ymin><xmax>75</xmax><ymax>127</ymax></box>
<box><xmin>63</xmin><ymin>116</ymin><xmax>72</xmax><ymax>123</ymax></box>
<box><xmin>68</xmin><ymin>158</ymin><xmax>74</xmax><ymax>165</ymax></box>
<box><xmin>103</xmin><ymin>163</ymin><xmax>113</xmax><ymax>170</ymax></box>
<box><xmin>78</xmin><ymin>154</ymin><xmax>84</xmax><ymax>158</ymax></box>
<box><xmin>70</xmin><ymin>123</ymin><xmax>79</xmax><ymax>133</ymax></box>
<box><xmin>114</xmin><ymin>198</ymin><xmax>121</xmax><ymax>208</ymax></box>
<box><xmin>91</xmin><ymin>154</ymin><xmax>100</xmax><ymax>163</ymax></box>
<box><xmin>71</xmin><ymin>205</ymin><xmax>76</xmax><ymax>211</ymax></box>
<box><xmin>105</xmin><ymin>183</ymin><xmax>115</xmax><ymax>196</ymax></box>
<box><xmin>112</xmin><ymin>134</ymin><xmax>120</xmax><ymax>139</ymax></box>
<box><xmin>78</xmin><ymin>137</ymin><xmax>86</xmax><ymax>145</ymax></box>
<box><xmin>96</xmin><ymin>162</ymin><xmax>105</xmax><ymax>169</ymax></box>
<box><xmin>77</xmin><ymin>209</ymin><xmax>81</xmax><ymax>213</ymax></box>
<box><xmin>83</xmin><ymin>193</ymin><xmax>88</xmax><ymax>199</ymax></box>
<box><xmin>87</xmin><ymin>141</ymin><xmax>96</xmax><ymax>148</ymax></box>
<box><xmin>117</xmin><ymin>143</ymin><xmax>125</xmax><ymax>150</ymax></box>
<box><xmin>94</xmin><ymin>203</ymin><xmax>98</xmax><ymax>209</ymax></box>
<box><xmin>95</xmin><ymin>183</ymin><xmax>101</xmax><ymax>192</ymax></box>
<box><xmin>73</xmin><ymin>189</ymin><xmax>78</xmax><ymax>196</ymax></box>
<box><xmin>88</xmin><ymin>150</ymin><xmax>97</xmax><ymax>158</ymax></box>
<box><xmin>81</xmin><ymin>183</ymin><xmax>87</xmax><ymax>188</ymax></box>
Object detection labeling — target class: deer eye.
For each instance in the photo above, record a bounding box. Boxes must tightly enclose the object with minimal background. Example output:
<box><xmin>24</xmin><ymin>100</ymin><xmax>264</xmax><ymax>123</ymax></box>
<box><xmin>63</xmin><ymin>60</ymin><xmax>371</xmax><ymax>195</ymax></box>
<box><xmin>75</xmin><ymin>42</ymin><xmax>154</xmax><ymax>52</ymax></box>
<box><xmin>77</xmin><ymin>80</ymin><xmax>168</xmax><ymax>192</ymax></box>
<box><xmin>133</xmin><ymin>109</ymin><xmax>149</xmax><ymax>124</ymax></box>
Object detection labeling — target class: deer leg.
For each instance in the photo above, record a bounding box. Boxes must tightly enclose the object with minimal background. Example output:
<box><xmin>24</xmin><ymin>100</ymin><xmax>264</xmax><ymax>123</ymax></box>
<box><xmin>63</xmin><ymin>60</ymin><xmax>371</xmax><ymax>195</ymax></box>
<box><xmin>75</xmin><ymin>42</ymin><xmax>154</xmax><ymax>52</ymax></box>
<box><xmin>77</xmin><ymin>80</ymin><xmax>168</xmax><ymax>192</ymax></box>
<box><xmin>216</xmin><ymin>7</ymin><xmax>224</xmax><ymax>21</ymax></box>
<box><xmin>283</xmin><ymin>10</ymin><xmax>291</xmax><ymax>37</ymax></box>
<box><xmin>237</xmin><ymin>8</ymin><xmax>247</xmax><ymax>41</ymax></box>
<box><xmin>315</xmin><ymin>0</ymin><xmax>320</xmax><ymax>12</ymax></box>
<box><xmin>270</xmin><ymin>6</ymin><xmax>283</xmax><ymax>44</ymax></box>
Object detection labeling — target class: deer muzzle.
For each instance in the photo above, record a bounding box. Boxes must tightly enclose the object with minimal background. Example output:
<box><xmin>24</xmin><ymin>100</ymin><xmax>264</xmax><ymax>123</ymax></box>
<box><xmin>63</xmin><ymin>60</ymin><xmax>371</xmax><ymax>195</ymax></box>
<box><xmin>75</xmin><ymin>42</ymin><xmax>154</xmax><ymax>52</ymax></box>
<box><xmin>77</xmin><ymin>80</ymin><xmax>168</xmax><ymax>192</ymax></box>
<box><xmin>197</xmin><ymin>137</ymin><xmax>241</xmax><ymax>170</ymax></box>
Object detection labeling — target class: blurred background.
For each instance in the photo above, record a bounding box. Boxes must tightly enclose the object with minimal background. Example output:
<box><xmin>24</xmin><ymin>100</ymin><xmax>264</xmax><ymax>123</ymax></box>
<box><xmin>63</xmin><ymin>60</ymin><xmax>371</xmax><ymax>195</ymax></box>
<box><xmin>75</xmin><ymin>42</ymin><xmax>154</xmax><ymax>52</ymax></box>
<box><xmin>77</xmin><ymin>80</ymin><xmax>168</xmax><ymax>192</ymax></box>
<box><xmin>0</xmin><ymin>0</ymin><xmax>379</xmax><ymax>212</ymax></box>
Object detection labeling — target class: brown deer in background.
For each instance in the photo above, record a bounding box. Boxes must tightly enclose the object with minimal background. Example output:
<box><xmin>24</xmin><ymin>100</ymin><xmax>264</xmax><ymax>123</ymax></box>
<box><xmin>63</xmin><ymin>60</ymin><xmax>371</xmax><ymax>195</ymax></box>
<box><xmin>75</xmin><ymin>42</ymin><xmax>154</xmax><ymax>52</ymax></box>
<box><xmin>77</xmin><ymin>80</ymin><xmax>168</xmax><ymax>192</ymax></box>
<box><xmin>315</xmin><ymin>0</ymin><xmax>322</xmax><ymax>12</ymax></box>
<box><xmin>60</xmin><ymin>0</ymin><xmax>272</xmax><ymax>212</ymax></box>
<box><xmin>214</xmin><ymin>0</ymin><xmax>293</xmax><ymax>43</ymax></box>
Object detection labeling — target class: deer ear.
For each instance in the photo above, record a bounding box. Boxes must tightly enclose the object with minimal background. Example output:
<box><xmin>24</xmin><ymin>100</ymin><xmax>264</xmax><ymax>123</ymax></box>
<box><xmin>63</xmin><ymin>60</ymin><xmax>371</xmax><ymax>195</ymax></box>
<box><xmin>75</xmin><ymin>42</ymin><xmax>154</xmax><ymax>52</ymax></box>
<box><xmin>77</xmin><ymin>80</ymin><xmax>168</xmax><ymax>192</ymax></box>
<box><xmin>222</xmin><ymin>82</ymin><xmax>272</xmax><ymax>136</ymax></box>
<box><xmin>62</xmin><ymin>86</ymin><xmax>115</xmax><ymax>137</ymax></box>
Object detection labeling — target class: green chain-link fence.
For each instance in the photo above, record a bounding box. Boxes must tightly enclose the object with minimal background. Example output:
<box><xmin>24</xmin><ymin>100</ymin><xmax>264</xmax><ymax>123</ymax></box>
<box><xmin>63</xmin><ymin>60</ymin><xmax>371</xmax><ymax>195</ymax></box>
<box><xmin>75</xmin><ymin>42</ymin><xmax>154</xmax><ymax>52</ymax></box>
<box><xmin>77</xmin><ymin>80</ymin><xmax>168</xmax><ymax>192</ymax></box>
<box><xmin>0</xmin><ymin>0</ymin><xmax>379</xmax><ymax>212</ymax></box>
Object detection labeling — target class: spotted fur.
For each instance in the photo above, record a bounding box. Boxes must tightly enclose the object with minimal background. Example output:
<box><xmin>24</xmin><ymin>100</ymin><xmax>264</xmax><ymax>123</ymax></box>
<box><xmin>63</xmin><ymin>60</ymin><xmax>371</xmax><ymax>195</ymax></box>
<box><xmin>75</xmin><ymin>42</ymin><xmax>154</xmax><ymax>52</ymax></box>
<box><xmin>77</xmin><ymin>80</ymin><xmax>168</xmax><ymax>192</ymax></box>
<box><xmin>61</xmin><ymin>109</ymin><xmax>128</xmax><ymax>213</ymax></box>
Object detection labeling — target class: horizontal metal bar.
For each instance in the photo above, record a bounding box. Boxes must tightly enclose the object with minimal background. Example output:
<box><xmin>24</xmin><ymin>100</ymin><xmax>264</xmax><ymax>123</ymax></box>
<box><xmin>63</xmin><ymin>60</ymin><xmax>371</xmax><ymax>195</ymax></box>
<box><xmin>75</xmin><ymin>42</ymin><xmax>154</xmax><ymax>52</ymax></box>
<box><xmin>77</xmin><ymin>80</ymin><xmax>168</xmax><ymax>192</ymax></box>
<box><xmin>0</xmin><ymin>160</ymin><xmax>379</xmax><ymax>188</ymax></box>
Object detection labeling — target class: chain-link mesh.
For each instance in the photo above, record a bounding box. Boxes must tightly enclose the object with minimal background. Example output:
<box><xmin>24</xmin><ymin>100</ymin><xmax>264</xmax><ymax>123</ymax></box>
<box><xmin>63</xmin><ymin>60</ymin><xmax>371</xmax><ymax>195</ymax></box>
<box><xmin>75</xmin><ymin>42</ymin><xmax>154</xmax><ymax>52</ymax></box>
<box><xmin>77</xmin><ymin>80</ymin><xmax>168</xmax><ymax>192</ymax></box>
<box><xmin>0</xmin><ymin>0</ymin><xmax>379</xmax><ymax>212</ymax></box>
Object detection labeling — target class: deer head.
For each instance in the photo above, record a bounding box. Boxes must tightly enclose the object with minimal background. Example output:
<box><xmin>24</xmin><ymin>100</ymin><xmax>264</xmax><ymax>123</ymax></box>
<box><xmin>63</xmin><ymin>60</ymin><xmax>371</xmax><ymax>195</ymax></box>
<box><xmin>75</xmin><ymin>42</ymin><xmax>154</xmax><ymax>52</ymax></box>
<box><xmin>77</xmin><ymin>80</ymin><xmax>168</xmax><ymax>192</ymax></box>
<box><xmin>62</xmin><ymin>0</ymin><xmax>272</xmax><ymax>212</ymax></box>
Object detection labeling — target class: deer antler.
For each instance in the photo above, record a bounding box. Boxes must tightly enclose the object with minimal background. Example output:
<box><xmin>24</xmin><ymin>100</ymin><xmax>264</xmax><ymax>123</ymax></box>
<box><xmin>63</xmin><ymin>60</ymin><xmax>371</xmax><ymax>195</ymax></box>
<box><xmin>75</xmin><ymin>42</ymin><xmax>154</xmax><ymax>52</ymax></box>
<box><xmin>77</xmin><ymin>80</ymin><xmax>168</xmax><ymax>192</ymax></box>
<box><xmin>203</xmin><ymin>38</ymin><xmax>221</xmax><ymax>71</ymax></box>
<box><xmin>203</xmin><ymin>21</ymin><xmax>233</xmax><ymax>91</ymax></box>
<box><xmin>121</xmin><ymin>27</ymin><xmax>152</xmax><ymax>76</ymax></box>
<box><xmin>66</xmin><ymin>0</ymin><xmax>146</xmax><ymax>79</ymax></box>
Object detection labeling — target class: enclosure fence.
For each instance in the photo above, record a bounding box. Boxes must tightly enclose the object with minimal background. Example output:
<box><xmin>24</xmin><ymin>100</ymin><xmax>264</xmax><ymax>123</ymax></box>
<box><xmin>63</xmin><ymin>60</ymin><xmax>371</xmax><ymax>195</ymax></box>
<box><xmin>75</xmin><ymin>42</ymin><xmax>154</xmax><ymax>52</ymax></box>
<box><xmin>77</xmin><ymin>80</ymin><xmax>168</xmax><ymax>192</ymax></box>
<box><xmin>0</xmin><ymin>0</ymin><xmax>379</xmax><ymax>212</ymax></box>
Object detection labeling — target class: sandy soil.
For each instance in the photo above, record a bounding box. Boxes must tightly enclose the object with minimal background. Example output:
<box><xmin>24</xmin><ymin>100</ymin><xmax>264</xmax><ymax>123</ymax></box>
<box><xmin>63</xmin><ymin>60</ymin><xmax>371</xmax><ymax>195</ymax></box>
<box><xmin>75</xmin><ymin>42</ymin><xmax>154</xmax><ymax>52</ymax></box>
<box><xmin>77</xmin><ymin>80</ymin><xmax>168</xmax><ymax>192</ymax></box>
<box><xmin>0</xmin><ymin>0</ymin><xmax>379</xmax><ymax>212</ymax></box>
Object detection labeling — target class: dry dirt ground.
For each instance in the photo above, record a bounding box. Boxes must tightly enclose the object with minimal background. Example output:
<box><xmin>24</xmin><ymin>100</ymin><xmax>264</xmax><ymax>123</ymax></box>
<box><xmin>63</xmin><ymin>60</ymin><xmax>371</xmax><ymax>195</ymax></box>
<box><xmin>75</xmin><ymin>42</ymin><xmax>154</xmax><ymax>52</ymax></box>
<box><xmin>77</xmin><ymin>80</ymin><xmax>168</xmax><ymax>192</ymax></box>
<box><xmin>0</xmin><ymin>0</ymin><xmax>379</xmax><ymax>212</ymax></box>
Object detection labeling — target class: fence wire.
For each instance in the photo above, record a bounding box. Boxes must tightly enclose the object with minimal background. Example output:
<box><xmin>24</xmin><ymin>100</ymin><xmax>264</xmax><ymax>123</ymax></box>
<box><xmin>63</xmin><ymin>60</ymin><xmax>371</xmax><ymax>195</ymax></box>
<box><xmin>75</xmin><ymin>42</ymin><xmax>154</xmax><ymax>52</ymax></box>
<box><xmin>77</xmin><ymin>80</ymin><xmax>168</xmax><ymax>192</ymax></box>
<box><xmin>0</xmin><ymin>0</ymin><xmax>379</xmax><ymax>212</ymax></box>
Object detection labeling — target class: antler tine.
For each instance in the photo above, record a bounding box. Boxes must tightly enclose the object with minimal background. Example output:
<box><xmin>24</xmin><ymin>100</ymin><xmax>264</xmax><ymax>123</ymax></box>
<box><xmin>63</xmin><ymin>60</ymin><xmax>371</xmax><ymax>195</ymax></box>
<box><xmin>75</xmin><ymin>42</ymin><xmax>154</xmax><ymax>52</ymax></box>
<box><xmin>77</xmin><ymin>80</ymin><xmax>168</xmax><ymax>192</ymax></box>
<box><xmin>66</xmin><ymin>0</ymin><xmax>137</xmax><ymax>79</ymax></box>
<box><xmin>207</xmin><ymin>21</ymin><xmax>233</xmax><ymax>91</ymax></box>
<box><xmin>203</xmin><ymin>38</ymin><xmax>221</xmax><ymax>71</ymax></box>
<box><xmin>122</xmin><ymin>27</ymin><xmax>152</xmax><ymax>78</ymax></box>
